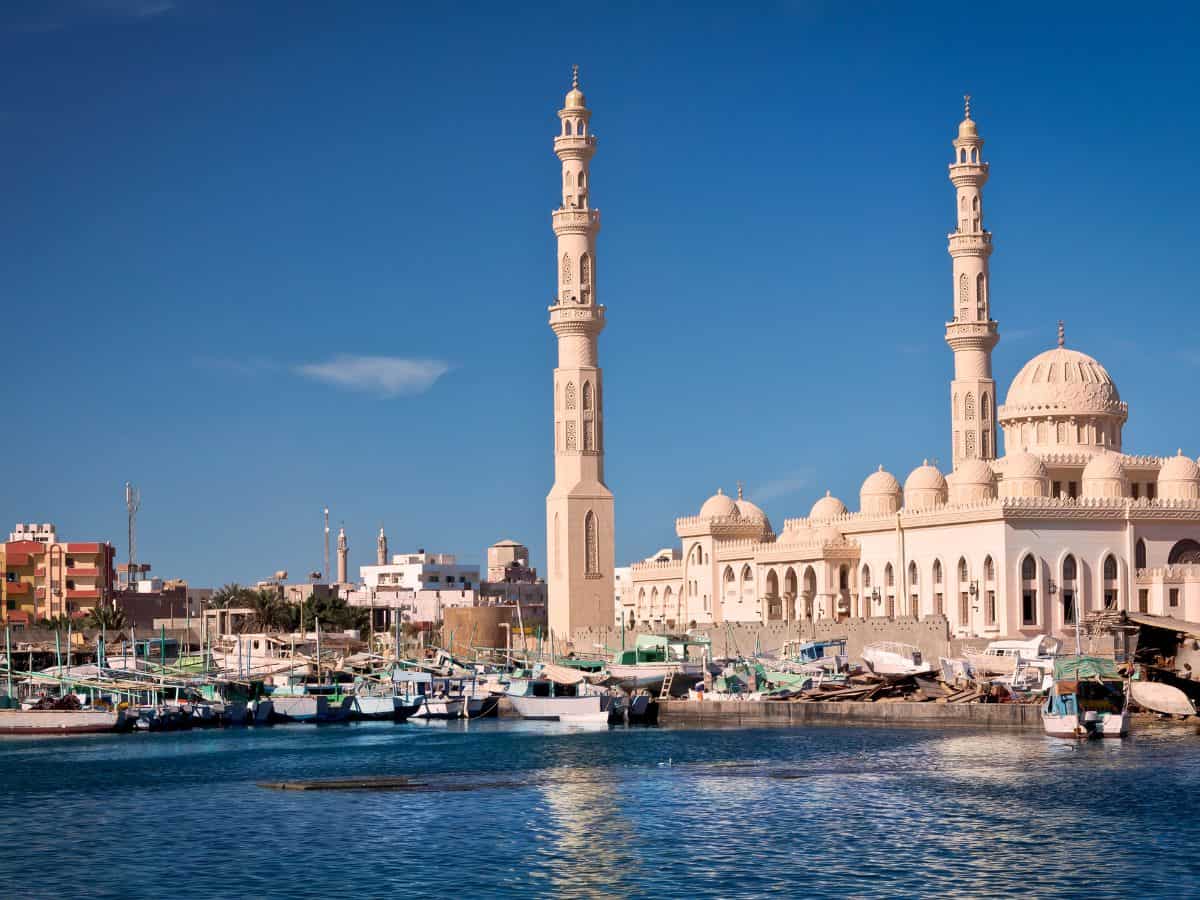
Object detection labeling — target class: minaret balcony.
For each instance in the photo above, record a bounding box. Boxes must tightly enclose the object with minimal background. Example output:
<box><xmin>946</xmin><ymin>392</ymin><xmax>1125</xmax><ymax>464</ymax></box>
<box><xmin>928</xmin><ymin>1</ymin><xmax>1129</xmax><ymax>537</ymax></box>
<box><xmin>948</xmin><ymin>162</ymin><xmax>989</xmax><ymax>186</ymax></box>
<box><xmin>552</xmin><ymin>208</ymin><xmax>601</xmax><ymax>235</ymax></box>
<box><xmin>945</xmin><ymin>319</ymin><xmax>999</xmax><ymax>351</ymax></box>
<box><xmin>947</xmin><ymin>232</ymin><xmax>993</xmax><ymax>255</ymax></box>
<box><xmin>554</xmin><ymin>134</ymin><xmax>598</xmax><ymax>158</ymax></box>
<box><xmin>549</xmin><ymin>303</ymin><xmax>606</xmax><ymax>333</ymax></box>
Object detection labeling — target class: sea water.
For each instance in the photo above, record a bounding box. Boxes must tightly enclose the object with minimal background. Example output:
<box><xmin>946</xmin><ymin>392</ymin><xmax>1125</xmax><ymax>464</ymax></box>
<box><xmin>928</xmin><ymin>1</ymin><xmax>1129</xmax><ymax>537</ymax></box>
<box><xmin>0</xmin><ymin>720</ymin><xmax>1197</xmax><ymax>899</ymax></box>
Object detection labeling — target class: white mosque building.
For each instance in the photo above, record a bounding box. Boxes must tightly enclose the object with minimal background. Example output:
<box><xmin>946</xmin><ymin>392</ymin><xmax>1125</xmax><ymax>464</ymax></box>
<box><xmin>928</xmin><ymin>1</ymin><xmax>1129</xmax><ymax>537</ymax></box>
<box><xmin>626</xmin><ymin>98</ymin><xmax>1200</xmax><ymax>641</ymax></box>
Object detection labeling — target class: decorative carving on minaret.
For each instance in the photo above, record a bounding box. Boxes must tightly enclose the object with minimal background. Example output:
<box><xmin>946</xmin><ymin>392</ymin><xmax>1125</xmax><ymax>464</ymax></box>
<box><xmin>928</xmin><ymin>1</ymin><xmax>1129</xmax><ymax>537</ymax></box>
<box><xmin>945</xmin><ymin>95</ymin><xmax>1000</xmax><ymax>466</ymax></box>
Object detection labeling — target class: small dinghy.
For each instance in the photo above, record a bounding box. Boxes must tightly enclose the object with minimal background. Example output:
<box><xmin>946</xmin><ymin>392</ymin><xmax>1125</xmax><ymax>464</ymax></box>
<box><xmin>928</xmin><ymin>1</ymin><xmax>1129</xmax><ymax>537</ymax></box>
<box><xmin>1131</xmin><ymin>681</ymin><xmax>1196</xmax><ymax>717</ymax></box>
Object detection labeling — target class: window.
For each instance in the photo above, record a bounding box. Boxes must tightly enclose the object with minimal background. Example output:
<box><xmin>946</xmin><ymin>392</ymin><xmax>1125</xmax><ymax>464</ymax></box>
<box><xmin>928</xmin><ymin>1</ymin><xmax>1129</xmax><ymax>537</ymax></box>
<box><xmin>976</xmin><ymin>273</ymin><xmax>985</xmax><ymax>318</ymax></box>
<box><xmin>933</xmin><ymin>560</ymin><xmax>943</xmax><ymax>584</ymax></box>
<box><xmin>986</xmin><ymin>590</ymin><xmax>996</xmax><ymax>625</ymax></box>
<box><xmin>959</xmin><ymin>591</ymin><xmax>969</xmax><ymax>624</ymax></box>
<box><xmin>1103</xmin><ymin>554</ymin><xmax>1118</xmax><ymax>610</ymax></box>
<box><xmin>958</xmin><ymin>273</ymin><xmax>969</xmax><ymax>315</ymax></box>
<box><xmin>1132</xmin><ymin>483</ymin><xmax>1141</xmax><ymax>500</ymax></box>
<box><xmin>580</xmin><ymin>253</ymin><xmax>592</xmax><ymax>292</ymax></box>
<box><xmin>561</xmin><ymin>253</ymin><xmax>572</xmax><ymax>284</ymax></box>
<box><xmin>981</xmin><ymin>392</ymin><xmax>990</xmax><ymax>422</ymax></box>
<box><xmin>958</xmin><ymin>558</ymin><xmax>969</xmax><ymax>582</ymax></box>
<box><xmin>1170</xmin><ymin>588</ymin><xmax>1180</xmax><ymax>608</ymax></box>
<box><xmin>584</xmin><ymin>512</ymin><xmax>599</xmax><ymax>576</ymax></box>
<box><xmin>1138</xmin><ymin>589</ymin><xmax>1148</xmax><ymax>612</ymax></box>
<box><xmin>1062</xmin><ymin>555</ymin><xmax>1078</xmax><ymax>625</ymax></box>
<box><xmin>862</xmin><ymin>566</ymin><xmax>871</xmax><ymax>589</ymax></box>
<box><xmin>1135</xmin><ymin>539</ymin><xmax>1147</xmax><ymax>570</ymax></box>
<box><xmin>885</xmin><ymin>563</ymin><xmax>894</xmax><ymax>587</ymax></box>
<box><xmin>984</xmin><ymin>555</ymin><xmax>994</xmax><ymax>581</ymax></box>
<box><xmin>1147</xmin><ymin>482</ymin><xmax>1157</xmax><ymax>500</ymax></box>
<box><xmin>1021</xmin><ymin>555</ymin><xmax>1037</xmax><ymax>626</ymax></box>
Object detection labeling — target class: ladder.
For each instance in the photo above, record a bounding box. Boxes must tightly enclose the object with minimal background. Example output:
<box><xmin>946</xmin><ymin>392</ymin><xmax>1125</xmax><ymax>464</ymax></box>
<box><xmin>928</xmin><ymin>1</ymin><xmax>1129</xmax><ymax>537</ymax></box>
<box><xmin>659</xmin><ymin>671</ymin><xmax>675</xmax><ymax>700</ymax></box>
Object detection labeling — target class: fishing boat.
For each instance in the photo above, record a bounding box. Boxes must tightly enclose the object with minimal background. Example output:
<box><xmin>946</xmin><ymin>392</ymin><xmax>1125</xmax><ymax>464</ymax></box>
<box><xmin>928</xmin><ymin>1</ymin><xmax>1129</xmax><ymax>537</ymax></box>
<box><xmin>1129</xmin><ymin>681</ymin><xmax>1196</xmax><ymax>717</ymax></box>
<box><xmin>0</xmin><ymin>707</ymin><xmax>129</xmax><ymax>735</ymax></box>
<box><xmin>861</xmin><ymin>642</ymin><xmax>930</xmax><ymax>675</ymax></box>
<box><xmin>963</xmin><ymin>634</ymin><xmax>1061</xmax><ymax>676</ymax></box>
<box><xmin>608</xmin><ymin>634</ymin><xmax>709</xmax><ymax>695</ymax></box>
<box><xmin>1042</xmin><ymin>656</ymin><xmax>1129</xmax><ymax>738</ymax></box>
<box><xmin>558</xmin><ymin>710</ymin><xmax>611</xmax><ymax>727</ymax></box>
<box><xmin>506</xmin><ymin>664</ymin><xmax>608</xmax><ymax>720</ymax></box>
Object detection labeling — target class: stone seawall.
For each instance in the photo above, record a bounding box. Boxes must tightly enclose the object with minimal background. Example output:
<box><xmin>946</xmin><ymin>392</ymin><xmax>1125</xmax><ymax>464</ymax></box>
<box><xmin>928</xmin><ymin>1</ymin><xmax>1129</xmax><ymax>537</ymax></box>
<box><xmin>570</xmin><ymin>617</ymin><xmax>960</xmax><ymax>665</ymax></box>
<box><xmin>660</xmin><ymin>699</ymin><xmax>1041</xmax><ymax>730</ymax></box>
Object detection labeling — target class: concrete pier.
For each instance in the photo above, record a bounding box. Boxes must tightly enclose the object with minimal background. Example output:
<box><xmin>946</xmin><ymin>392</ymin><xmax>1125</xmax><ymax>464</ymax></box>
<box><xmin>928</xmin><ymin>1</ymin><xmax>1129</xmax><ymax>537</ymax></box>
<box><xmin>660</xmin><ymin>699</ymin><xmax>1042</xmax><ymax>730</ymax></box>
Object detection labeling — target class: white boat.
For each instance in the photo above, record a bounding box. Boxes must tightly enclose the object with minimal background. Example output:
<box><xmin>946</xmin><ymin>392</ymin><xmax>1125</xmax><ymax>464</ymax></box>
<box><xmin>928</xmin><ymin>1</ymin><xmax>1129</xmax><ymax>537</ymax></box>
<box><xmin>352</xmin><ymin>695</ymin><xmax>397</xmax><ymax>720</ymax></box>
<box><xmin>506</xmin><ymin>666</ymin><xmax>607</xmax><ymax>720</ymax></box>
<box><xmin>1130</xmin><ymin>681</ymin><xmax>1196</xmax><ymax>717</ymax></box>
<box><xmin>963</xmin><ymin>634</ymin><xmax>1061</xmax><ymax>676</ymax></box>
<box><xmin>558</xmin><ymin>710</ymin><xmax>611</xmax><ymax>727</ymax></box>
<box><xmin>413</xmin><ymin>696</ymin><xmax>465</xmax><ymax>719</ymax></box>
<box><xmin>1042</xmin><ymin>656</ymin><xmax>1129</xmax><ymax>738</ymax></box>
<box><xmin>861</xmin><ymin>642</ymin><xmax>930</xmax><ymax>675</ymax></box>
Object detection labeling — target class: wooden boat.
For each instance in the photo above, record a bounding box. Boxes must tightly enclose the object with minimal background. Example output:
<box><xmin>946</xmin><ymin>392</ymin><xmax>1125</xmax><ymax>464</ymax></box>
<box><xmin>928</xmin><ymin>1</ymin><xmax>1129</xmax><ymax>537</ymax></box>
<box><xmin>352</xmin><ymin>695</ymin><xmax>397</xmax><ymax>720</ymax></box>
<box><xmin>0</xmin><ymin>707</ymin><xmax>128</xmax><ymax>735</ymax></box>
<box><xmin>506</xmin><ymin>665</ymin><xmax>607</xmax><ymax>720</ymax></box>
<box><xmin>1042</xmin><ymin>656</ymin><xmax>1129</xmax><ymax>738</ymax></box>
<box><xmin>608</xmin><ymin>634</ymin><xmax>709</xmax><ymax>695</ymax></box>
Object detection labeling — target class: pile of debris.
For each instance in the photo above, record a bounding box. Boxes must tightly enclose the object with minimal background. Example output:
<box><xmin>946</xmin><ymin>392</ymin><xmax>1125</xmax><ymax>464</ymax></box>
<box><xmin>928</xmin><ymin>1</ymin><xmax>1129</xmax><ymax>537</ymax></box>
<box><xmin>768</xmin><ymin>671</ymin><xmax>1039</xmax><ymax>705</ymax></box>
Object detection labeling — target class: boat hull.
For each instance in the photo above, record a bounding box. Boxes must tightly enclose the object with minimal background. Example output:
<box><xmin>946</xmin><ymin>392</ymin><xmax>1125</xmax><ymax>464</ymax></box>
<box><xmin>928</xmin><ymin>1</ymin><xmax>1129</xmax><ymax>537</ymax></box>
<box><xmin>352</xmin><ymin>696</ymin><xmax>397</xmax><ymax>720</ymax></box>
<box><xmin>507</xmin><ymin>693</ymin><xmax>603</xmax><ymax>720</ymax></box>
<box><xmin>607</xmin><ymin>662</ymin><xmax>704</xmax><ymax>694</ymax></box>
<box><xmin>414</xmin><ymin>698</ymin><xmax>464</xmax><ymax>720</ymax></box>
<box><xmin>0</xmin><ymin>709</ymin><xmax>126</xmax><ymax>735</ymax></box>
<box><xmin>1042</xmin><ymin>711</ymin><xmax>1129</xmax><ymax>739</ymax></box>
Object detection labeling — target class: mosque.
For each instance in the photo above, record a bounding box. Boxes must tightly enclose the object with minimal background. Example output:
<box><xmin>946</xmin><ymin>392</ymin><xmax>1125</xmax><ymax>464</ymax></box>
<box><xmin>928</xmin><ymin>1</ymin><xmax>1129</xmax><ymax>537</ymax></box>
<box><xmin>616</xmin><ymin>96</ymin><xmax>1200</xmax><ymax>641</ymax></box>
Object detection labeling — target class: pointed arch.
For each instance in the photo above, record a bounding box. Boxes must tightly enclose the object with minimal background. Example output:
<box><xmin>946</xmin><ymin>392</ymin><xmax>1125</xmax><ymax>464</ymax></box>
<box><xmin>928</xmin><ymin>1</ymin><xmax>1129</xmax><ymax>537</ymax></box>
<box><xmin>582</xmin><ymin>381</ymin><xmax>592</xmax><ymax>410</ymax></box>
<box><xmin>958</xmin><ymin>273</ymin><xmax>969</xmax><ymax>315</ymax></box>
<box><xmin>561</xmin><ymin>252</ymin><xmax>572</xmax><ymax>285</ymax></box>
<box><xmin>976</xmin><ymin>273</ymin><xmax>985</xmax><ymax>318</ymax></box>
<box><xmin>564</xmin><ymin>170</ymin><xmax>573</xmax><ymax>188</ymax></box>
<box><xmin>1102</xmin><ymin>553</ymin><xmax>1119</xmax><ymax>610</ymax></box>
<box><xmin>580</xmin><ymin>252</ymin><xmax>592</xmax><ymax>291</ymax></box>
<box><xmin>584</xmin><ymin>511</ymin><xmax>599</xmax><ymax>576</ymax></box>
<box><xmin>981</xmin><ymin>391</ymin><xmax>991</xmax><ymax>422</ymax></box>
<box><xmin>1135</xmin><ymin>539</ymin><xmax>1147</xmax><ymax>570</ymax></box>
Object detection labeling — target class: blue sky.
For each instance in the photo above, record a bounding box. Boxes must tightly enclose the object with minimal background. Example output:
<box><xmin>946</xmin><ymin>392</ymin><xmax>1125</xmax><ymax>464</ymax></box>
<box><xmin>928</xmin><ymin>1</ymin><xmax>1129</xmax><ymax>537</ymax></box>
<box><xmin>3</xmin><ymin>1</ymin><xmax>1198</xmax><ymax>585</ymax></box>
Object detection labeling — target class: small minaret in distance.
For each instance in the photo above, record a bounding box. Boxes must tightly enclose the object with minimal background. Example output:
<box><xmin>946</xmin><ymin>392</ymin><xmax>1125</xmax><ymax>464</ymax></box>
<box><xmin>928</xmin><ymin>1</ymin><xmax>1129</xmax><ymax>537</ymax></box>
<box><xmin>945</xmin><ymin>95</ymin><xmax>999</xmax><ymax>466</ymax></box>
<box><xmin>546</xmin><ymin>66</ymin><xmax>615</xmax><ymax>642</ymax></box>
<box><xmin>336</xmin><ymin>526</ymin><xmax>349</xmax><ymax>585</ymax></box>
<box><xmin>377</xmin><ymin>525</ymin><xmax>388</xmax><ymax>566</ymax></box>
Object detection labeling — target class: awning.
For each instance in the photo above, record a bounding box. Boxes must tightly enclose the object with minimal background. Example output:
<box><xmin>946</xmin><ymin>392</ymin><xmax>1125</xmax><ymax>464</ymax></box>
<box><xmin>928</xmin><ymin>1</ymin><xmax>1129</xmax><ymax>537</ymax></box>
<box><xmin>539</xmin><ymin>663</ymin><xmax>585</xmax><ymax>685</ymax></box>
<box><xmin>1125</xmin><ymin>612</ymin><xmax>1200</xmax><ymax>639</ymax></box>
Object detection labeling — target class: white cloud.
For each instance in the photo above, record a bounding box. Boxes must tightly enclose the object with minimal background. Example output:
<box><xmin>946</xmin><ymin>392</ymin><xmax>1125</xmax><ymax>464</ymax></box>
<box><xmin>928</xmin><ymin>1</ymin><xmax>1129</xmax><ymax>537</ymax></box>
<box><xmin>295</xmin><ymin>356</ymin><xmax>451</xmax><ymax>397</ymax></box>
<box><xmin>752</xmin><ymin>474</ymin><xmax>810</xmax><ymax>503</ymax></box>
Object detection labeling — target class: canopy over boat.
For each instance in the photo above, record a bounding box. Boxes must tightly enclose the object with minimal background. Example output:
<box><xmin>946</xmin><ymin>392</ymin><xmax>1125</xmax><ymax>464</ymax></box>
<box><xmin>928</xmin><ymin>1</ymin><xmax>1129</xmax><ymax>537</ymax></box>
<box><xmin>538</xmin><ymin>663</ymin><xmax>586</xmax><ymax>686</ymax></box>
<box><xmin>1052</xmin><ymin>656</ymin><xmax>1121</xmax><ymax>682</ymax></box>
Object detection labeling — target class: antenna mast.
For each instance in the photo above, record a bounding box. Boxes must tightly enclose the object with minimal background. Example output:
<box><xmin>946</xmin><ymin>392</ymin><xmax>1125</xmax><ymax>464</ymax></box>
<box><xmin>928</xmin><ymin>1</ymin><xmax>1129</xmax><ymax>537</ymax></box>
<box><xmin>124</xmin><ymin>481</ymin><xmax>141</xmax><ymax>587</ymax></box>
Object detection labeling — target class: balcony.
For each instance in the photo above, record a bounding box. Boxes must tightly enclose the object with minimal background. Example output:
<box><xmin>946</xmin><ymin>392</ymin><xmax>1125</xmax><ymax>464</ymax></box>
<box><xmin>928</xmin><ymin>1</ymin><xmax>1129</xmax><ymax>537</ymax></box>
<box><xmin>5</xmin><ymin>581</ymin><xmax>31</xmax><ymax>596</ymax></box>
<box><xmin>67</xmin><ymin>589</ymin><xmax>100</xmax><ymax>600</ymax></box>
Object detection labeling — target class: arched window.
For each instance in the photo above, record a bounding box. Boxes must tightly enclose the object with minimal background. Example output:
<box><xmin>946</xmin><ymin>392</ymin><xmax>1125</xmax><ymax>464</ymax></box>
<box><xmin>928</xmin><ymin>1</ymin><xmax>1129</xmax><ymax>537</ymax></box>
<box><xmin>564</xmin><ymin>170</ymin><xmax>573</xmax><ymax>188</ymax></box>
<box><xmin>1020</xmin><ymin>554</ymin><xmax>1038</xmax><ymax>626</ymax></box>
<box><xmin>933</xmin><ymin>559</ymin><xmax>943</xmax><ymax>584</ymax></box>
<box><xmin>909</xmin><ymin>562</ymin><xmax>919</xmax><ymax>586</ymax></box>
<box><xmin>1135</xmin><ymin>539</ymin><xmax>1147</xmax><ymax>570</ymax></box>
<box><xmin>972</xmin><ymin>195</ymin><xmax>979</xmax><ymax>211</ymax></box>
<box><xmin>1062</xmin><ymin>554</ymin><xmax>1078</xmax><ymax>624</ymax></box>
<box><xmin>971</xmin><ymin>148</ymin><xmax>978</xmax><ymax>163</ymax></box>
<box><xmin>1168</xmin><ymin>539</ymin><xmax>1200</xmax><ymax>564</ymax></box>
<box><xmin>563</xmin><ymin>119</ymin><xmax>571</xmax><ymax>136</ymax></box>
<box><xmin>663</xmin><ymin>586</ymin><xmax>674</xmax><ymax>620</ymax></box>
<box><xmin>885</xmin><ymin>563</ymin><xmax>894</xmax><ymax>587</ymax></box>
<box><xmin>981</xmin><ymin>392</ymin><xmax>990</xmax><ymax>422</ymax></box>
<box><xmin>984</xmin><ymin>556</ymin><xmax>994</xmax><ymax>581</ymax></box>
<box><xmin>1022</xmin><ymin>555</ymin><xmax>1037</xmax><ymax>581</ymax></box>
<box><xmin>958</xmin><ymin>273</ymin><xmax>969</xmax><ymax>315</ymax></box>
<box><xmin>976</xmin><ymin>273</ymin><xmax>985</xmax><ymax>318</ymax></box>
<box><xmin>959</xmin><ymin>148</ymin><xmax>967</xmax><ymax>163</ymax></box>
<box><xmin>1056</xmin><ymin>422</ymin><xmax>1068</xmax><ymax>444</ymax></box>
<box><xmin>561</xmin><ymin>253</ymin><xmax>572</xmax><ymax>285</ymax></box>
<box><xmin>584</xmin><ymin>512</ymin><xmax>599</xmax><ymax>576</ymax></box>
<box><xmin>958</xmin><ymin>557</ymin><xmax>969</xmax><ymax>582</ymax></box>
<box><xmin>839</xmin><ymin>566</ymin><xmax>849</xmax><ymax>590</ymax></box>
<box><xmin>1103</xmin><ymin>554</ymin><xmax>1119</xmax><ymax>610</ymax></box>
<box><xmin>582</xmin><ymin>381</ymin><xmax>592</xmax><ymax>411</ymax></box>
<box><xmin>862</xmin><ymin>565</ymin><xmax>872</xmax><ymax>589</ymax></box>
<box><xmin>965</xmin><ymin>393</ymin><xmax>976</xmax><ymax>420</ymax></box>
<box><xmin>580</xmin><ymin>253</ymin><xmax>592</xmax><ymax>291</ymax></box>
<box><xmin>565</xmin><ymin>382</ymin><xmax>576</xmax><ymax>410</ymax></box>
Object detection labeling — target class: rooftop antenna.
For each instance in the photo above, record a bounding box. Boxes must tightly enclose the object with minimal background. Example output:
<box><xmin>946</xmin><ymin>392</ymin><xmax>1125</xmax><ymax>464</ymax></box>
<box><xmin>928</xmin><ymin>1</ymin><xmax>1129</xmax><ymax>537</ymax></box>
<box><xmin>124</xmin><ymin>482</ymin><xmax>141</xmax><ymax>587</ymax></box>
<box><xmin>323</xmin><ymin>507</ymin><xmax>330</xmax><ymax>583</ymax></box>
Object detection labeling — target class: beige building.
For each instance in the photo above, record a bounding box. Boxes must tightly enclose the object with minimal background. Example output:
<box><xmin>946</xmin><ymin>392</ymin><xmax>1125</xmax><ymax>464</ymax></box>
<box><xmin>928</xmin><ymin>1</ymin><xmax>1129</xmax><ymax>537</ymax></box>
<box><xmin>545</xmin><ymin>68</ymin><xmax>616</xmax><ymax>641</ymax></box>
<box><xmin>487</xmin><ymin>539</ymin><xmax>532</xmax><ymax>582</ymax></box>
<box><xmin>627</xmin><ymin>100</ymin><xmax>1200</xmax><ymax>640</ymax></box>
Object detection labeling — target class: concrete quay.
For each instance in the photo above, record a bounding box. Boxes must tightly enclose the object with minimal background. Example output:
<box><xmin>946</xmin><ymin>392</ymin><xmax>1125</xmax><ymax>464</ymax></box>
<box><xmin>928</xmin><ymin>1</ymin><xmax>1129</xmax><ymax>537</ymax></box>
<box><xmin>660</xmin><ymin>698</ymin><xmax>1042</xmax><ymax>730</ymax></box>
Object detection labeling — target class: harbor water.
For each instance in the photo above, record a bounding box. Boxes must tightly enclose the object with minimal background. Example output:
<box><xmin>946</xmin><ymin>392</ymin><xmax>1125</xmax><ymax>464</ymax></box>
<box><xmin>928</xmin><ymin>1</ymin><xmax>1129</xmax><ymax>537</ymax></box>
<box><xmin>1</xmin><ymin>720</ymin><xmax>1198</xmax><ymax>898</ymax></box>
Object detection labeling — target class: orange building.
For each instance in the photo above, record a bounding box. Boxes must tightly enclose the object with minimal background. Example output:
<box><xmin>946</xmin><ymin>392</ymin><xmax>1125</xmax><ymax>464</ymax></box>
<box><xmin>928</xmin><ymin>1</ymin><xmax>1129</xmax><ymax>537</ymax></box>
<box><xmin>3</xmin><ymin>523</ymin><xmax>115</xmax><ymax>628</ymax></box>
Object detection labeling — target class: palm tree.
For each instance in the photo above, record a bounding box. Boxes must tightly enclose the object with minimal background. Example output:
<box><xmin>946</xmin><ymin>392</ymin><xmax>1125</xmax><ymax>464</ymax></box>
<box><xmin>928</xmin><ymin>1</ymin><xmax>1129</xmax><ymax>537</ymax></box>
<box><xmin>211</xmin><ymin>583</ymin><xmax>254</xmax><ymax>609</ymax></box>
<box><xmin>249</xmin><ymin>589</ymin><xmax>289</xmax><ymax>632</ymax></box>
<box><xmin>85</xmin><ymin>604</ymin><xmax>128</xmax><ymax>631</ymax></box>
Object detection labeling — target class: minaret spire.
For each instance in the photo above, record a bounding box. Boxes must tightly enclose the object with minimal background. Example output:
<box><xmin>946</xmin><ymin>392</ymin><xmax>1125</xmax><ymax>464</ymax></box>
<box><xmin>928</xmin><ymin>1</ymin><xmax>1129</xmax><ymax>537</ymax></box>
<box><xmin>336</xmin><ymin>525</ymin><xmax>349</xmax><ymax>585</ymax></box>
<box><xmin>377</xmin><ymin>524</ymin><xmax>388</xmax><ymax>566</ymax></box>
<box><xmin>546</xmin><ymin>68</ymin><xmax>615</xmax><ymax>643</ymax></box>
<box><xmin>945</xmin><ymin>96</ymin><xmax>999</xmax><ymax>466</ymax></box>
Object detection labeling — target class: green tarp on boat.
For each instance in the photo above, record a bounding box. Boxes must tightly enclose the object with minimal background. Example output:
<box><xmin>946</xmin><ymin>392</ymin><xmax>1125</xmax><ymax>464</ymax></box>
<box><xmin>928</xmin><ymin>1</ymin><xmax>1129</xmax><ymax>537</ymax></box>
<box><xmin>1053</xmin><ymin>656</ymin><xmax>1121</xmax><ymax>682</ymax></box>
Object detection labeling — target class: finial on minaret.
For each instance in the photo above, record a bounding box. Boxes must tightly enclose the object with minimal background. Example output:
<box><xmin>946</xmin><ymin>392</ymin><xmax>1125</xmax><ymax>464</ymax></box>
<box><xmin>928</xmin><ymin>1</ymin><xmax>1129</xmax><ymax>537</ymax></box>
<box><xmin>963</xmin><ymin>94</ymin><xmax>972</xmax><ymax>119</ymax></box>
<box><xmin>572</xmin><ymin>64</ymin><xmax>579</xmax><ymax>90</ymax></box>
<box><xmin>737</xmin><ymin>481</ymin><xmax>744</xmax><ymax>500</ymax></box>
<box><xmin>1057</xmin><ymin>320</ymin><xmax>1065</xmax><ymax>348</ymax></box>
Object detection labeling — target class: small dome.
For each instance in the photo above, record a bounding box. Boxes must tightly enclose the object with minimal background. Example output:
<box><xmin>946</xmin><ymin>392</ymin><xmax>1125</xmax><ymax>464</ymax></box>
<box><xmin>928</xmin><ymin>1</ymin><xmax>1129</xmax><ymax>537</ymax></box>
<box><xmin>947</xmin><ymin>460</ymin><xmax>996</xmax><ymax>504</ymax></box>
<box><xmin>903</xmin><ymin>460</ymin><xmax>948</xmax><ymax>512</ymax></box>
<box><xmin>1159</xmin><ymin>450</ymin><xmax>1200</xmax><ymax>501</ymax></box>
<box><xmin>999</xmin><ymin>451</ymin><xmax>1048</xmax><ymax>498</ymax></box>
<box><xmin>1082</xmin><ymin>452</ymin><xmax>1126</xmax><ymax>482</ymax></box>
<box><xmin>564</xmin><ymin>87</ymin><xmax>586</xmax><ymax>109</ymax></box>
<box><xmin>861</xmin><ymin>465</ymin><xmax>902</xmax><ymax>496</ymax></box>
<box><xmin>815</xmin><ymin>525</ymin><xmax>843</xmax><ymax>545</ymax></box>
<box><xmin>809</xmin><ymin>490</ymin><xmax>847</xmax><ymax>522</ymax></box>
<box><xmin>957</xmin><ymin>117</ymin><xmax>977</xmax><ymax>139</ymax></box>
<box><xmin>735</xmin><ymin>498</ymin><xmax>767</xmax><ymax>524</ymax></box>
<box><xmin>698</xmin><ymin>489</ymin><xmax>738</xmax><ymax>521</ymax></box>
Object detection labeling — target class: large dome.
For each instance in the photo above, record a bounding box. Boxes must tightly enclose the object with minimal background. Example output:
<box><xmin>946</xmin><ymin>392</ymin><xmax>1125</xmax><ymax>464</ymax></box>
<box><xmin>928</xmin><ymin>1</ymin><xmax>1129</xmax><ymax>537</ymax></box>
<box><xmin>699</xmin><ymin>489</ymin><xmax>738</xmax><ymax>520</ymax></box>
<box><xmin>1003</xmin><ymin>346</ymin><xmax>1121</xmax><ymax>414</ymax></box>
<box><xmin>860</xmin><ymin>466</ymin><xmax>902</xmax><ymax>515</ymax></box>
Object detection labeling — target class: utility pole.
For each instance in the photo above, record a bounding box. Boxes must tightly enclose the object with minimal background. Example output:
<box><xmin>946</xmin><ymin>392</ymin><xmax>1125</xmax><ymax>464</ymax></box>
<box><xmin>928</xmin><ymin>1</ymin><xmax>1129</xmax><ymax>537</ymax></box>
<box><xmin>323</xmin><ymin>507</ymin><xmax>330</xmax><ymax>584</ymax></box>
<box><xmin>125</xmin><ymin>482</ymin><xmax>141</xmax><ymax>589</ymax></box>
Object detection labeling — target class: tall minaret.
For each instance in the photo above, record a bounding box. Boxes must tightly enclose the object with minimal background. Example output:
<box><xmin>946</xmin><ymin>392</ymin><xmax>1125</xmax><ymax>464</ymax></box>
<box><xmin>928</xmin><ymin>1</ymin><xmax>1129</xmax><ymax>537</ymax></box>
<box><xmin>377</xmin><ymin>525</ymin><xmax>388</xmax><ymax>566</ymax></box>
<box><xmin>546</xmin><ymin>66</ymin><xmax>615</xmax><ymax>642</ymax></box>
<box><xmin>945</xmin><ymin>95</ymin><xmax>999</xmax><ymax>466</ymax></box>
<box><xmin>336</xmin><ymin>526</ymin><xmax>348</xmax><ymax>585</ymax></box>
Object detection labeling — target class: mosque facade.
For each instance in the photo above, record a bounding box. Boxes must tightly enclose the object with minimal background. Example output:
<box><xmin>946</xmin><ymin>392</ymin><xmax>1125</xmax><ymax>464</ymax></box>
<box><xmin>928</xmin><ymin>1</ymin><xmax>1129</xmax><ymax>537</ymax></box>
<box><xmin>626</xmin><ymin>100</ymin><xmax>1200</xmax><ymax>640</ymax></box>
